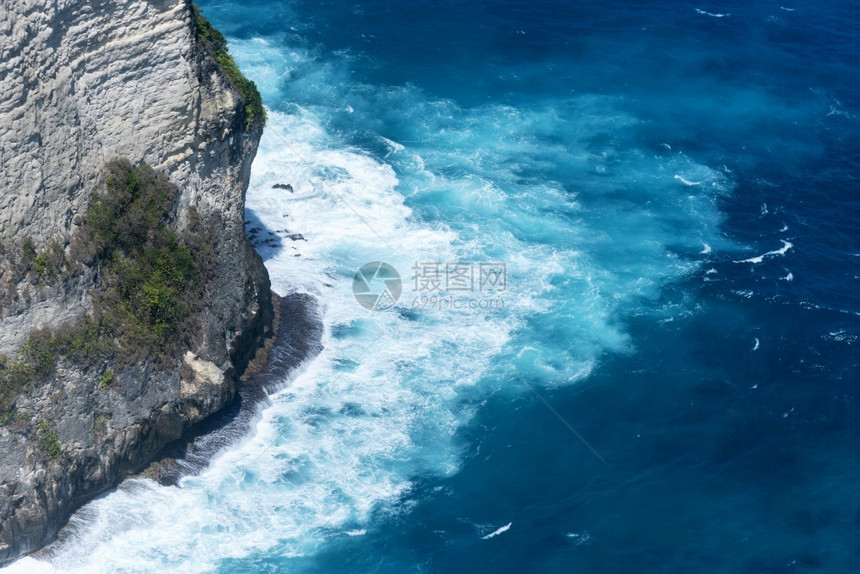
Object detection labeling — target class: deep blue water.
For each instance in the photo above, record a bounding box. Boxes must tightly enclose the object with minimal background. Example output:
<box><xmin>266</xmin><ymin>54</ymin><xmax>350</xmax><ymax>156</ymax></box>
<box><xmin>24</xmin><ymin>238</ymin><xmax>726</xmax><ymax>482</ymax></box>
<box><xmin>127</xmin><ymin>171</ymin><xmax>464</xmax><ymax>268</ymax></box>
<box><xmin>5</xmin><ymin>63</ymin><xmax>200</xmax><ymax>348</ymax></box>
<box><xmin>10</xmin><ymin>1</ymin><xmax>860</xmax><ymax>573</ymax></box>
<box><xmin>219</xmin><ymin>2</ymin><xmax>860</xmax><ymax>571</ymax></box>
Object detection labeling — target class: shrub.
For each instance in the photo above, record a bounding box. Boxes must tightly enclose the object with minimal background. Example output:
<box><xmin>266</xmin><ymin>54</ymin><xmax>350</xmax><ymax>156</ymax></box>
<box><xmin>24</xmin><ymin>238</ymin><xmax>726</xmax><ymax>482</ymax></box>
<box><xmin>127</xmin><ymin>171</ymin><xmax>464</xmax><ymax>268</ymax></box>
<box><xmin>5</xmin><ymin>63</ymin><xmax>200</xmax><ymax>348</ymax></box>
<box><xmin>99</xmin><ymin>369</ymin><xmax>115</xmax><ymax>389</ymax></box>
<box><xmin>31</xmin><ymin>239</ymin><xmax>66</xmax><ymax>284</ymax></box>
<box><xmin>54</xmin><ymin>314</ymin><xmax>113</xmax><ymax>364</ymax></box>
<box><xmin>1</xmin><ymin>234</ymin><xmax>70</xmax><ymax>291</ymax></box>
<box><xmin>36</xmin><ymin>420</ymin><xmax>61</xmax><ymax>461</ymax></box>
<box><xmin>0</xmin><ymin>315</ymin><xmax>116</xmax><ymax>414</ymax></box>
<box><xmin>19</xmin><ymin>330</ymin><xmax>59</xmax><ymax>380</ymax></box>
<box><xmin>21</xmin><ymin>237</ymin><xmax>36</xmax><ymax>265</ymax></box>
<box><xmin>193</xmin><ymin>5</ymin><xmax>266</xmax><ymax>129</ymax></box>
<box><xmin>33</xmin><ymin>253</ymin><xmax>48</xmax><ymax>276</ymax></box>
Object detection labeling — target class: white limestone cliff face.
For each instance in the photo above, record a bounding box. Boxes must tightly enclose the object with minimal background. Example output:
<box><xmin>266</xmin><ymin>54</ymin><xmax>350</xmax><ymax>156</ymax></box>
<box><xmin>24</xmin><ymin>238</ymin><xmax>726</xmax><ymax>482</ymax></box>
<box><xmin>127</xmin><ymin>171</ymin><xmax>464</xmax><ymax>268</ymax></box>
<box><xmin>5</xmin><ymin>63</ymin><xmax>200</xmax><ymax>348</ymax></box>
<box><xmin>0</xmin><ymin>0</ymin><xmax>258</xmax><ymax>355</ymax></box>
<box><xmin>0</xmin><ymin>0</ymin><xmax>272</xmax><ymax>564</ymax></box>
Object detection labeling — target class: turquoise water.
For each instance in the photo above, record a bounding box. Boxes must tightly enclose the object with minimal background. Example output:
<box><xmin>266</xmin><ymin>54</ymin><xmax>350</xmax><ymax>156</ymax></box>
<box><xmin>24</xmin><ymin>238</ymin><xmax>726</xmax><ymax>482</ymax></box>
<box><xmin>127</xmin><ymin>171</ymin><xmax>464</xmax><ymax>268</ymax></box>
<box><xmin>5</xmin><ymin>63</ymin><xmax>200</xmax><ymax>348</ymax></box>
<box><xmin>8</xmin><ymin>1</ymin><xmax>860</xmax><ymax>572</ymax></box>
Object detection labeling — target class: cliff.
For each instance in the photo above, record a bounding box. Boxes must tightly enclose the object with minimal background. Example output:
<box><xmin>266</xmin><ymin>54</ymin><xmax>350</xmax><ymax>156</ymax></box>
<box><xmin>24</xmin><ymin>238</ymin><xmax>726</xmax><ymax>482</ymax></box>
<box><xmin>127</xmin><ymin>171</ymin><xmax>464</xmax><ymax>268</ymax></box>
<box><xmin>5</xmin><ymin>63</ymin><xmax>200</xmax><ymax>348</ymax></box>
<box><xmin>0</xmin><ymin>0</ymin><xmax>272</xmax><ymax>564</ymax></box>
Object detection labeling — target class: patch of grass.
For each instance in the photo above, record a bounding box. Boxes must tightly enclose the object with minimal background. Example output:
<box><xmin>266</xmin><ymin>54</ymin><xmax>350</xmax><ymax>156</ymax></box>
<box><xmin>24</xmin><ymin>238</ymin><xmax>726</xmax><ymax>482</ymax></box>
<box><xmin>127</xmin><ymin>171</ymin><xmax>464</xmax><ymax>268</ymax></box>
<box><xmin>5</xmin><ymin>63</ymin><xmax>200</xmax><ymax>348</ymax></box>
<box><xmin>193</xmin><ymin>4</ymin><xmax>266</xmax><ymax>130</ymax></box>
<box><xmin>0</xmin><ymin>329</ymin><xmax>62</xmax><ymax>408</ymax></box>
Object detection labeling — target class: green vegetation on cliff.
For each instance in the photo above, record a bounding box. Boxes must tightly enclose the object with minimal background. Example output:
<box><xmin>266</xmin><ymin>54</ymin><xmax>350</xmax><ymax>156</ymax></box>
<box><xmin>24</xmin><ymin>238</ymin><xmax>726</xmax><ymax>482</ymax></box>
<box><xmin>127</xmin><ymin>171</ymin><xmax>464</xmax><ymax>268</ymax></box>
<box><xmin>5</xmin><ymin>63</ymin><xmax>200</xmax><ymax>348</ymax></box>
<box><xmin>36</xmin><ymin>420</ymin><xmax>61</xmax><ymax>461</ymax></box>
<box><xmin>193</xmin><ymin>5</ymin><xmax>266</xmax><ymax>130</ymax></box>
<box><xmin>0</xmin><ymin>160</ymin><xmax>217</xmax><ymax>413</ymax></box>
<box><xmin>81</xmin><ymin>160</ymin><xmax>207</xmax><ymax>356</ymax></box>
<box><xmin>0</xmin><ymin>320</ymin><xmax>114</xmax><ymax>416</ymax></box>
<box><xmin>0</xmin><ymin>236</ymin><xmax>68</xmax><ymax>297</ymax></box>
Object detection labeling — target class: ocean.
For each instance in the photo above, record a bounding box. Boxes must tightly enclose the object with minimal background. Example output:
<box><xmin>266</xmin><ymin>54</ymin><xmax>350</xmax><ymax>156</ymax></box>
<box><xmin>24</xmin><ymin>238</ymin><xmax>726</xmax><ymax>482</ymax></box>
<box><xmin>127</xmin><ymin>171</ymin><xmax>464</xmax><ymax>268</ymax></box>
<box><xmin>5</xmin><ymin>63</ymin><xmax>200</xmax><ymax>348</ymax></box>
<box><xmin>7</xmin><ymin>0</ymin><xmax>860</xmax><ymax>572</ymax></box>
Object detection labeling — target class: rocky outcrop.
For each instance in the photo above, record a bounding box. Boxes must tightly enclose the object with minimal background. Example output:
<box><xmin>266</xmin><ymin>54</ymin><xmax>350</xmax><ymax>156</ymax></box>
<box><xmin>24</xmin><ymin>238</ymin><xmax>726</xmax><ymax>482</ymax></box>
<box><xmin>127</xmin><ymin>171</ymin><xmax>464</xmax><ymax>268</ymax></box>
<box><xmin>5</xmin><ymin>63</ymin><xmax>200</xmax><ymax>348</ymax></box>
<box><xmin>0</xmin><ymin>0</ymin><xmax>271</xmax><ymax>564</ymax></box>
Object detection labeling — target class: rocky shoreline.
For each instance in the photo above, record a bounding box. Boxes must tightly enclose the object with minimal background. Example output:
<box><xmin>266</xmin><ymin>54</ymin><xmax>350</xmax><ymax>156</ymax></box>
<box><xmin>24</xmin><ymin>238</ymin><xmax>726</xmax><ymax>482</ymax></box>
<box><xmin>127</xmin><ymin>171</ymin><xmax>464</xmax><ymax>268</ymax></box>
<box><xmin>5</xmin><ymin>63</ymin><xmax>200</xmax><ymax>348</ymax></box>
<box><xmin>26</xmin><ymin>292</ymin><xmax>324</xmax><ymax>561</ymax></box>
<box><xmin>141</xmin><ymin>292</ymin><xmax>323</xmax><ymax>486</ymax></box>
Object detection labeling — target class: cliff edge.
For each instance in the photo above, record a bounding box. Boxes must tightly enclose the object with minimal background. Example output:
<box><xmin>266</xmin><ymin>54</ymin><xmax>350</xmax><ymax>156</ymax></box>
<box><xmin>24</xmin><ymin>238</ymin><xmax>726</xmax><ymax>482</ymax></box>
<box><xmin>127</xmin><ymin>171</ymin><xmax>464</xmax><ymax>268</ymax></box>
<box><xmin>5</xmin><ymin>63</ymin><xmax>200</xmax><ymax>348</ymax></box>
<box><xmin>0</xmin><ymin>0</ymin><xmax>272</xmax><ymax>564</ymax></box>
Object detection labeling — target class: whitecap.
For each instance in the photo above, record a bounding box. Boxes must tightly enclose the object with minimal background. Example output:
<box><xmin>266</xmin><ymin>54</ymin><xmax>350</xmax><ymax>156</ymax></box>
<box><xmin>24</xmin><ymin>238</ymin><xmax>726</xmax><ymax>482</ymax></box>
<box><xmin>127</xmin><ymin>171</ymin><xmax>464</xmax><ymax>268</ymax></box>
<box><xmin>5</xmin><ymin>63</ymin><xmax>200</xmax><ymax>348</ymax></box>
<box><xmin>734</xmin><ymin>240</ymin><xmax>793</xmax><ymax>264</ymax></box>
<box><xmin>827</xmin><ymin>105</ymin><xmax>854</xmax><ymax>119</ymax></box>
<box><xmin>827</xmin><ymin>330</ymin><xmax>857</xmax><ymax>344</ymax></box>
<box><xmin>378</xmin><ymin>135</ymin><xmax>405</xmax><ymax>153</ymax></box>
<box><xmin>695</xmin><ymin>8</ymin><xmax>731</xmax><ymax>17</ymax></box>
<box><xmin>565</xmin><ymin>531</ymin><xmax>591</xmax><ymax>546</ymax></box>
<box><xmin>482</xmin><ymin>522</ymin><xmax>512</xmax><ymax>540</ymax></box>
<box><xmin>674</xmin><ymin>174</ymin><xmax>702</xmax><ymax>186</ymax></box>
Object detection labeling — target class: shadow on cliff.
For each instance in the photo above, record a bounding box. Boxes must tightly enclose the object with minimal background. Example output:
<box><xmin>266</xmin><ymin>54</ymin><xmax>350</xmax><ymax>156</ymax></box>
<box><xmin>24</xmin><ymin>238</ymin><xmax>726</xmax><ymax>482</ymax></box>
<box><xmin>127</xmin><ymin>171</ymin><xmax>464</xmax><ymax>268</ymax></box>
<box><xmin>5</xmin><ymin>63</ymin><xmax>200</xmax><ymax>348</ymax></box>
<box><xmin>244</xmin><ymin>208</ymin><xmax>283</xmax><ymax>261</ymax></box>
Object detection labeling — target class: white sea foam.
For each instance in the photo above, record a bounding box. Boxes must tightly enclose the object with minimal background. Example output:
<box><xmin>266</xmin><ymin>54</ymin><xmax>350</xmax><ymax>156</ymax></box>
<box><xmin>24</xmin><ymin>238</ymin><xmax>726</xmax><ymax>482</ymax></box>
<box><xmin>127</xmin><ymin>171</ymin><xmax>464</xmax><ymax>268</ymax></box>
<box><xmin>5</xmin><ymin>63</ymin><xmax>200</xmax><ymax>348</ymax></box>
<box><xmin>827</xmin><ymin>330</ymin><xmax>857</xmax><ymax>344</ymax></box>
<box><xmin>482</xmin><ymin>522</ymin><xmax>512</xmax><ymax>540</ymax></box>
<box><xmin>378</xmin><ymin>135</ymin><xmax>405</xmax><ymax>154</ymax></box>
<box><xmin>674</xmin><ymin>174</ymin><xmax>702</xmax><ymax>186</ymax></box>
<box><xmin>695</xmin><ymin>8</ymin><xmax>731</xmax><ymax>18</ymax></box>
<box><xmin>566</xmin><ymin>531</ymin><xmax>591</xmax><ymax>546</ymax></box>
<box><xmin>734</xmin><ymin>240</ymin><xmax>793</xmax><ymax>264</ymax></box>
